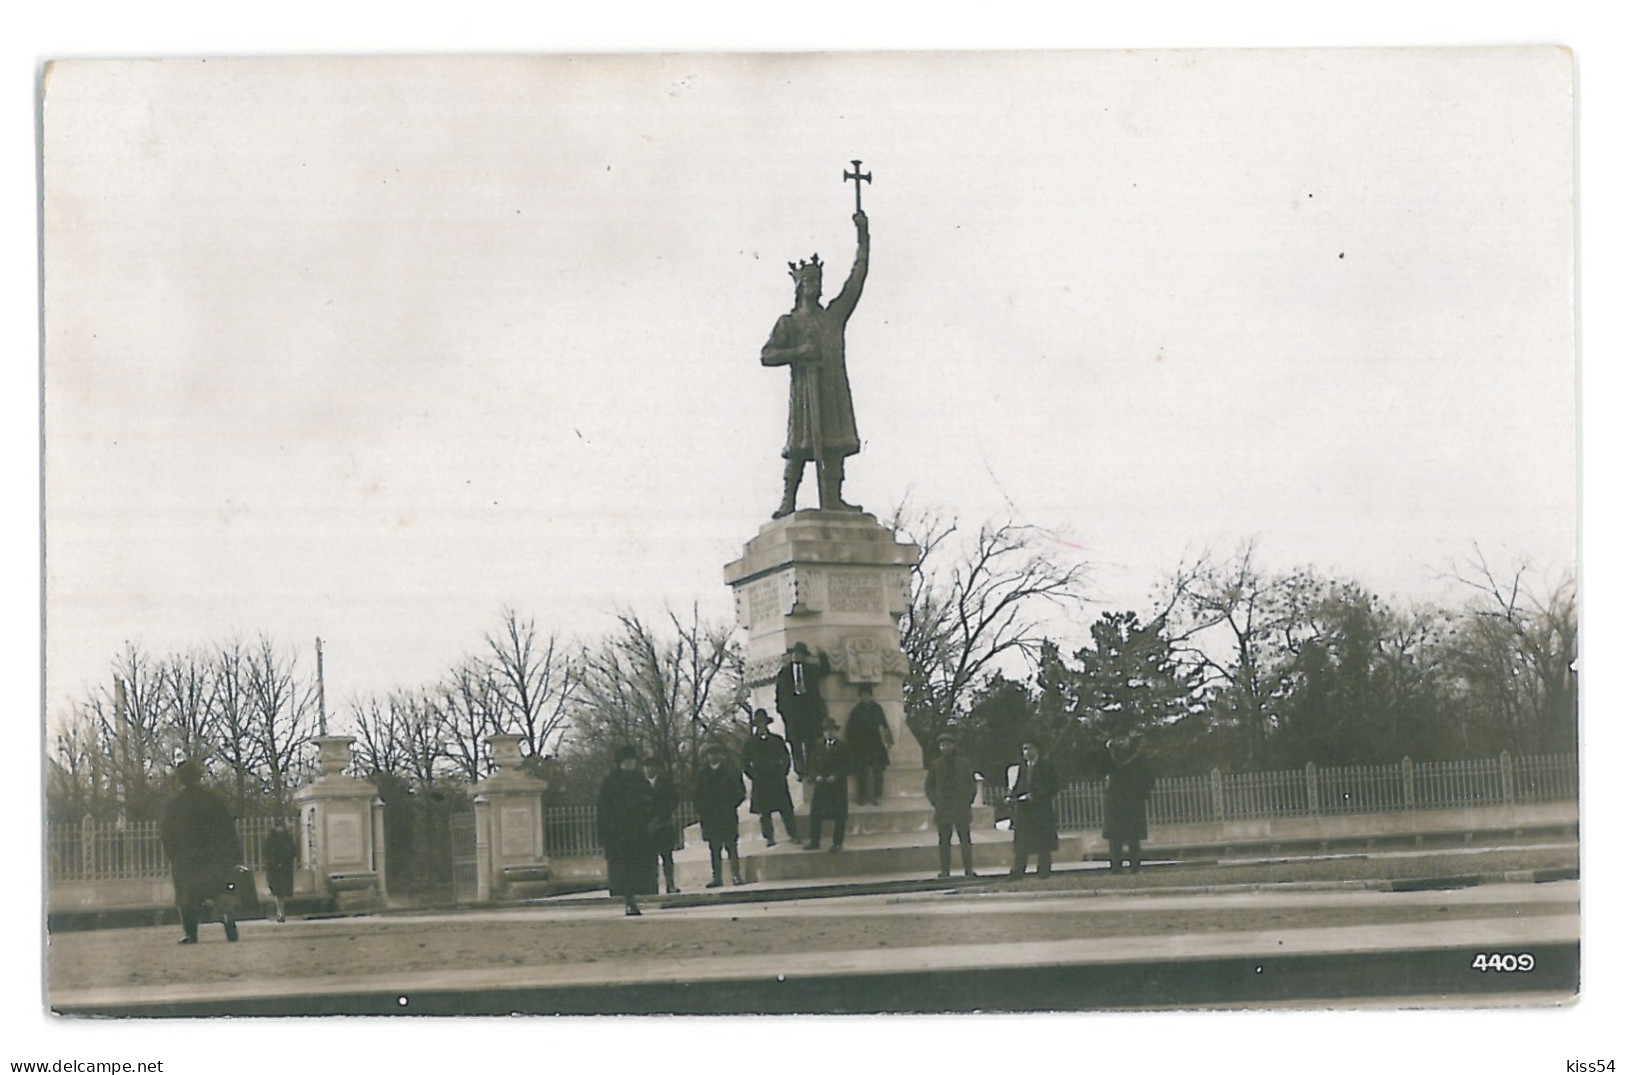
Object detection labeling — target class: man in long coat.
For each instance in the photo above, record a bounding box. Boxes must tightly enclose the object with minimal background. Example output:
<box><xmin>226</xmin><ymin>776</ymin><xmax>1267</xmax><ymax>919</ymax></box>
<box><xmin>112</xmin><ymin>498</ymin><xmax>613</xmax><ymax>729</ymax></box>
<box><xmin>161</xmin><ymin>759</ymin><xmax>242</xmax><ymax>944</ymax></box>
<box><xmin>761</xmin><ymin>209</ymin><xmax>869</xmax><ymax>516</ymax></box>
<box><xmin>804</xmin><ymin>717</ymin><xmax>851</xmax><ymax>852</ymax></box>
<box><xmin>775</xmin><ymin>642</ymin><xmax>829</xmax><ymax>779</ymax></box>
<box><xmin>641</xmin><ymin>756</ymin><xmax>682</xmax><ymax>894</ymax></box>
<box><xmin>844</xmin><ymin>683</ymin><xmax>893</xmax><ymax>805</ymax></box>
<box><xmin>1007</xmin><ymin>739</ymin><xmax>1059</xmax><ymax>880</ymax></box>
<box><xmin>261</xmin><ymin>819</ymin><xmax>297</xmax><ymax>924</ymax></box>
<box><xmin>1103</xmin><ymin>736</ymin><xmax>1155</xmax><ymax>873</ymax></box>
<box><xmin>926</xmin><ymin>731</ymin><xmax>978</xmax><ymax>878</ymax></box>
<box><xmin>598</xmin><ymin>745</ymin><xmax>658</xmax><ymax>916</ymax></box>
<box><xmin>741</xmin><ymin>709</ymin><xmax>798</xmax><ymax>845</ymax></box>
<box><xmin>693</xmin><ymin>742</ymin><xmax>748</xmax><ymax>887</ymax></box>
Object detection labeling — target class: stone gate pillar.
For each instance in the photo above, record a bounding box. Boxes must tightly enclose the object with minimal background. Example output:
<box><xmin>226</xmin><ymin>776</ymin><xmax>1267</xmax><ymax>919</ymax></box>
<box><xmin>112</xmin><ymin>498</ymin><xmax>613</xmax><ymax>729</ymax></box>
<box><xmin>470</xmin><ymin>734</ymin><xmax>551</xmax><ymax>902</ymax></box>
<box><xmin>295</xmin><ymin>735</ymin><xmax>385</xmax><ymax>911</ymax></box>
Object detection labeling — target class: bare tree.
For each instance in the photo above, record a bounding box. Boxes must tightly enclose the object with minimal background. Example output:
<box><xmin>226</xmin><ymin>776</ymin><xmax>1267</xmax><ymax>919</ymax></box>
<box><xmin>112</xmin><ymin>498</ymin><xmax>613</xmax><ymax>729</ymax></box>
<box><xmin>157</xmin><ymin>649</ymin><xmax>217</xmax><ymax>768</ymax></box>
<box><xmin>90</xmin><ymin>643</ymin><xmax>169</xmax><ymax>821</ymax></box>
<box><xmin>243</xmin><ymin>633</ymin><xmax>316</xmax><ymax>811</ymax></box>
<box><xmin>568</xmin><ymin>606</ymin><xmax>741</xmax><ymax>788</ymax></box>
<box><xmin>1444</xmin><ymin>547</ymin><xmax>1578</xmax><ymax>754</ymax></box>
<box><xmin>1159</xmin><ymin>540</ymin><xmax>1320</xmax><ymax>767</ymax></box>
<box><xmin>440</xmin><ymin>659</ymin><xmax>499</xmax><ymax>783</ymax></box>
<box><xmin>891</xmin><ymin>504</ymin><xmax>1090</xmax><ymax>747</ymax></box>
<box><xmin>483</xmin><ymin>607</ymin><xmax>577</xmax><ymax>760</ymax></box>
<box><xmin>208</xmin><ymin>638</ymin><xmax>264</xmax><ymax>814</ymax></box>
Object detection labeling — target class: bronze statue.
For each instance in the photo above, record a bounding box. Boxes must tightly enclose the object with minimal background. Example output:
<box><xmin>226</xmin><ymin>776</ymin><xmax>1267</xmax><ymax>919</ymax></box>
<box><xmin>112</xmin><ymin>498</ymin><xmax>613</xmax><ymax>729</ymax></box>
<box><xmin>761</xmin><ymin>163</ymin><xmax>872</xmax><ymax>517</ymax></box>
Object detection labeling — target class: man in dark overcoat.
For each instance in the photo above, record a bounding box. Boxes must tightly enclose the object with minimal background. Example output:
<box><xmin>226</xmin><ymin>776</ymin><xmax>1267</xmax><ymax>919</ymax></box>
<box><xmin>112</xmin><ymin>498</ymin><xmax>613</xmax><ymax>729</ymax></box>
<box><xmin>926</xmin><ymin>731</ymin><xmax>978</xmax><ymax>878</ymax></box>
<box><xmin>262</xmin><ymin>818</ymin><xmax>298</xmax><ymax>923</ymax></box>
<box><xmin>641</xmin><ymin>756</ymin><xmax>682</xmax><ymax>894</ymax></box>
<box><xmin>1007</xmin><ymin>739</ymin><xmax>1059</xmax><ymax>880</ymax></box>
<box><xmin>598</xmin><ymin>745</ymin><xmax>658</xmax><ymax>916</ymax></box>
<box><xmin>1103</xmin><ymin>736</ymin><xmax>1155</xmax><ymax>872</ymax></box>
<box><xmin>694</xmin><ymin>741</ymin><xmax>748</xmax><ymax>887</ymax></box>
<box><xmin>741</xmin><ymin>709</ymin><xmax>799</xmax><ymax>845</ymax></box>
<box><xmin>844</xmin><ymin>683</ymin><xmax>893</xmax><ymax>805</ymax></box>
<box><xmin>775</xmin><ymin>642</ymin><xmax>830</xmax><ymax>780</ymax></box>
<box><xmin>804</xmin><ymin>717</ymin><xmax>851</xmax><ymax>851</ymax></box>
<box><xmin>161</xmin><ymin>759</ymin><xmax>243</xmax><ymax>944</ymax></box>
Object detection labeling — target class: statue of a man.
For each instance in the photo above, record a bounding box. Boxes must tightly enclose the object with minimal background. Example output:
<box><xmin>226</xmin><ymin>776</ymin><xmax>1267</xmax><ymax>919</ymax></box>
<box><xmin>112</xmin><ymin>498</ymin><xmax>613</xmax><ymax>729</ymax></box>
<box><xmin>761</xmin><ymin>210</ymin><xmax>869</xmax><ymax>516</ymax></box>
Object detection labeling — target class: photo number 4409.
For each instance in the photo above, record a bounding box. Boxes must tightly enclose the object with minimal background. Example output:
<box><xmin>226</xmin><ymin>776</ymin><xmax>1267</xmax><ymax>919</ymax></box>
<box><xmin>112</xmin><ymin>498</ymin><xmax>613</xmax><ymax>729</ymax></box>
<box><xmin>1471</xmin><ymin>952</ymin><xmax>1535</xmax><ymax>972</ymax></box>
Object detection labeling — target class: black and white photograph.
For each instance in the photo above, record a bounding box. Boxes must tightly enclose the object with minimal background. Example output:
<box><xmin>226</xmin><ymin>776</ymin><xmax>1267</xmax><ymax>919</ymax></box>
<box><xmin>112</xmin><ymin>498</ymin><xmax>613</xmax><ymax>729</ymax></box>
<box><xmin>16</xmin><ymin>9</ymin><xmax>1620</xmax><ymax>1074</ymax></box>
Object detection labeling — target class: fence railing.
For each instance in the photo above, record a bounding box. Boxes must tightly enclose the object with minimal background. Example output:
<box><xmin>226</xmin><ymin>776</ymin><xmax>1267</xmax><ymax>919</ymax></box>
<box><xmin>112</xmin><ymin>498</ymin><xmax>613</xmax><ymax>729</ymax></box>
<box><xmin>47</xmin><ymin>815</ymin><xmax>298</xmax><ymax>885</ymax></box>
<box><xmin>48</xmin><ymin>753</ymin><xmax>1577</xmax><ymax>878</ymax></box>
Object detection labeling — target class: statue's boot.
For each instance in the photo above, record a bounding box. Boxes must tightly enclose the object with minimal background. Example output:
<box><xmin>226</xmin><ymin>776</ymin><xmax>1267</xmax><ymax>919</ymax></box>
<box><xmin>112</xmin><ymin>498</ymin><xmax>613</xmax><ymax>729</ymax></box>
<box><xmin>818</xmin><ymin>457</ymin><xmax>863</xmax><ymax>513</ymax></box>
<box><xmin>773</xmin><ymin>460</ymin><xmax>804</xmax><ymax>518</ymax></box>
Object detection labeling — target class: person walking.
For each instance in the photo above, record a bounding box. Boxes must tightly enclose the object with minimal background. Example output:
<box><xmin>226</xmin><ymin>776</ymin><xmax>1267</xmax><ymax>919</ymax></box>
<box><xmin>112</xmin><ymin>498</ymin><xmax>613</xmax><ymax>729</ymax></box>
<box><xmin>694</xmin><ymin>741</ymin><xmax>748</xmax><ymax>887</ymax></box>
<box><xmin>804</xmin><ymin>717</ymin><xmax>851</xmax><ymax>852</ymax></box>
<box><xmin>1007</xmin><ymin>740</ymin><xmax>1059</xmax><ymax>880</ymax></box>
<box><xmin>926</xmin><ymin>731</ymin><xmax>978</xmax><ymax>878</ymax></box>
<box><xmin>641</xmin><ymin>756</ymin><xmax>682</xmax><ymax>895</ymax></box>
<box><xmin>261</xmin><ymin>818</ymin><xmax>297</xmax><ymax>923</ymax></box>
<box><xmin>598</xmin><ymin>745</ymin><xmax>658</xmax><ymax>916</ymax></box>
<box><xmin>844</xmin><ymin>683</ymin><xmax>893</xmax><ymax>805</ymax></box>
<box><xmin>1103</xmin><ymin>736</ymin><xmax>1155</xmax><ymax>873</ymax></box>
<box><xmin>741</xmin><ymin>709</ymin><xmax>799</xmax><ymax>846</ymax></box>
<box><xmin>160</xmin><ymin>759</ymin><xmax>243</xmax><ymax>944</ymax></box>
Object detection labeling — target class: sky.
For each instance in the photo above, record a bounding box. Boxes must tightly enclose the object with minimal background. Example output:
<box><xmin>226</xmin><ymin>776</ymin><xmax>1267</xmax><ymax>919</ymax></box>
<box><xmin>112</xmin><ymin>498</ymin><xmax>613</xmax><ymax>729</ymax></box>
<box><xmin>12</xmin><ymin>5</ymin><xmax>1623</xmax><ymax>1073</ymax></box>
<box><xmin>42</xmin><ymin>48</ymin><xmax>1577</xmax><ymax>721</ymax></box>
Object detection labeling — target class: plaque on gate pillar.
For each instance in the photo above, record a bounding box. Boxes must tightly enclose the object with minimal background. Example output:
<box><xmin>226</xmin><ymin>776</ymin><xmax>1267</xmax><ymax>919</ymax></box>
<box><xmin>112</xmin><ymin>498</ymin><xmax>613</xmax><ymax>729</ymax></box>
<box><xmin>294</xmin><ymin>735</ymin><xmax>386</xmax><ymax>910</ymax></box>
<box><xmin>470</xmin><ymin>733</ymin><xmax>551</xmax><ymax>902</ymax></box>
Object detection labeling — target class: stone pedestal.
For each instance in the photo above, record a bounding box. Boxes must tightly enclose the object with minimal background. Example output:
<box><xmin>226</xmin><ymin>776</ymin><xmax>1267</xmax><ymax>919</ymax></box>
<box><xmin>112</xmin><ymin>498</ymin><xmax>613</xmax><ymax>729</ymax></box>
<box><xmin>295</xmin><ymin>736</ymin><xmax>386</xmax><ymax>911</ymax></box>
<box><xmin>470</xmin><ymin>734</ymin><xmax>551</xmax><ymax>902</ymax></box>
<box><xmin>725</xmin><ymin>510</ymin><xmax>920</xmax><ymax>771</ymax></box>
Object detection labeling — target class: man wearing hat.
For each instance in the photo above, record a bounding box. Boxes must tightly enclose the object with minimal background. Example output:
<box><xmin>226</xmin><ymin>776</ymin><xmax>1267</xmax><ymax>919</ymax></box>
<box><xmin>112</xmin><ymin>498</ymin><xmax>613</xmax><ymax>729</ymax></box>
<box><xmin>775</xmin><ymin>642</ymin><xmax>830</xmax><ymax>779</ymax></box>
<box><xmin>925</xmin><ymin>730</ymin><xmax>978</xmax><ymax>878</ymax></box>
<box><xmin>741</xmin><ymin>708</ymin><xmax>798</xmax><ymax>845</ymax></box>
<box><xmin>844</xmin><ymin>682</ymin><xmax>894</xmax><ymax>806</ymax></box>
<box><xmin>693</xmin><ymin>741</ymin><xmax>748</xmax><ymax>887</ymax></box>
<box><xmin>1007</xmin><ymin>739</ymin><xmax>1059</xmax><ymax>880</ymax></box>
<box><xmin>597</xmin><ymin>745</ymin><xmax>658</xmax><ymax>916</ymax></box>
<box><xmin>1103</xmin><ymin>736</ymin><xmax>1155</xmax><ymax>873</ymax></box>
<box><xmin>160</xmin><ymin>759</ymin><xmax>243</xmax><ymax>944</ymax></box>
<box><xmin>803</xmin><ymin>716</ymin><xmax>851</xmax><ymax>851</ymax></box>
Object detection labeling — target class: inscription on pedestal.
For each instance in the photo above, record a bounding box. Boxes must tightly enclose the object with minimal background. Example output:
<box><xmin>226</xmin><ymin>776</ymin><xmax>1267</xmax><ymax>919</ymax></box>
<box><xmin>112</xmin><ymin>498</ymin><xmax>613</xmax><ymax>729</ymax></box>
<box><xmin>828</xmin><ymin>571</ymin><xmax>883</xmax><ymax>613</ymax></box>
<box><xmin>747</xmin><ymin>578</ymin><xmax>782</xmax><ymax>625</ymax></box>
<box><xmin>499</xmin><ymin>805</ymin><xmax>534</xmax><ymax>857</ymax></box>
<box><xmin>326</xmin><ymin>814</ymin><xmax>362</xmax><ymax>865</ymax></box>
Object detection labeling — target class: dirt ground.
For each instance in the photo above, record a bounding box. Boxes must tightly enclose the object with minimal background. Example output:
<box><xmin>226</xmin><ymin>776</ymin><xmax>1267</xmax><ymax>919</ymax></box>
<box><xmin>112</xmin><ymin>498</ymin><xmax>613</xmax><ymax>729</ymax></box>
<box><xmin>47</xmin><ymin>844</ymin><xmax>1577</xmax><ymax>994</ymax></box>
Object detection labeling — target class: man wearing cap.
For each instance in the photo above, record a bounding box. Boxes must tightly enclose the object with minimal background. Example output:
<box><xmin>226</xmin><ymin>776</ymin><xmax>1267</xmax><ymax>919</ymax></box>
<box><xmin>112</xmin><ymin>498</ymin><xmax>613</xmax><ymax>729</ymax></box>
<box><xmin>693</xmin><ymin>741</ymin><xmax>748</xmax><ymax>887</ymax></box>
<box><xmin>775</xmin><ymin>642</ymin><xmax>830</xmax><ymax>780</ymax></box>
<box><xmin>1103</xmin><ymin>736</ymin><xmax>1155</xmax><ymax>873</ymax></box>
<box><xmin>741</xmin><ymin>708</ymin><xmax>798</xmax><ymax>846</ymax></box>
<box><xmin>1007</xmin><ymin>739</ymin><xmax>1059</xmax><ymax>880</ymax></box>
<box><xmin>844</xmin><ymin>682</ymin><xmax>893</xmax><ymax>806</ymax></box>
<box><xmin>160</xmin><ymin>759</ymin><xmax>243</xmax><ymax>944</ymax></box>
<box><xmin>598</xmin><ymin>745</ymin><xmax>658</xmax><ymax>916</ymax></box>
<box><xmin>804</xmin><ymin>717</ymin><xmax>851</xmax><ymax>852</ymax></box>
<box><xmin>641</xmin><ymin>755</ymin><xmax>682</xmax><ymax>895</ymax></box>
<box><xmin>926</xmin><ymin>731</ymin><xmax>978</xmax><ymax>879</ymax></box>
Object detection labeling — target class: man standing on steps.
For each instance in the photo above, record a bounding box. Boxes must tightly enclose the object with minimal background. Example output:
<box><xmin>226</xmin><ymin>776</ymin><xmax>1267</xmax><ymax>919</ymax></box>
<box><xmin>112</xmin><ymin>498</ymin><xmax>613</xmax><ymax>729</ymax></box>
<box><xmin>926</xmin><ymin>731</ymin><xmax>978</xmax><ymax>879</ymax></box>
<box><xmin>741</xmin><ymin>709</ymin><xmax>798</xmax><ymax>846</ymax></box>
<box><xmin>804</xmin><ymin>717</ymin><xmax>851</xmax><ymax>852</ymax></box>
<box><xmin>642</xmin><ymin>756</ymin><xmax>682</xmax><ymax>895</ymax></box>
<box><xmin>694</xmin><ymin>741</ymin><xmax>748</xmax><ymax>888</ymax></box>
<box><xmin>598</xmin><ymin>746</ymin><xmax>658</xmax><ymax>917</ymax></box>
<box><xmin>1007</xmin><ymin>740</ymin><xmax>1059</xmax><ymax>881</ymax></box>
<box><xmin>844</xmin><ymin>682</ymin><xmax>893</xmax><ymax>806</ymax></box>
<box><xmin>160</xmin><ymin>759</ymin><xmax>242</xmax><ymax>944</ymax></box>
<box><xmin>775</xmin><ymin>642</ymin><xmax>829</xmax><ymax>780</ymax></box>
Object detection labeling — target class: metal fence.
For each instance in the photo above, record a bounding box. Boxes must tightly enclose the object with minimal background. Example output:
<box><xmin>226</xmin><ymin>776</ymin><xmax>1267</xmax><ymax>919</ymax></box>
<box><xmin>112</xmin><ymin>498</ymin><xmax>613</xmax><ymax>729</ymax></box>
<box><xmin>48</xmin><ymin>753</ymin><xmax>1577</xmax><ymax>877</ymax></box>
<box><xmin>47</xmin><ymin>815</ymin><xmax>298</xmax><ymax>884</ymax></box>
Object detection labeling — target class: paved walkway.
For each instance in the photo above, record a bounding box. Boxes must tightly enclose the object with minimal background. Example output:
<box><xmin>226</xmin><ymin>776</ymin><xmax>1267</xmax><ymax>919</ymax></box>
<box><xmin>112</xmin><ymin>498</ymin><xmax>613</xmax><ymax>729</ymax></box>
<box><xmin>50</xmin><ymin>878</ymin><xmax>1579</xmax><ymax>1015</ymax></box>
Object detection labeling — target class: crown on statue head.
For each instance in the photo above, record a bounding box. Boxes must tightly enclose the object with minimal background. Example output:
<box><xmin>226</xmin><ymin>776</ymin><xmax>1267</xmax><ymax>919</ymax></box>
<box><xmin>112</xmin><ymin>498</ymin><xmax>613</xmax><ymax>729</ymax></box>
<box><xmin>788</xmin><ymin>254</ymin><xmax>823</xmax><ymax>283</ymax></box>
